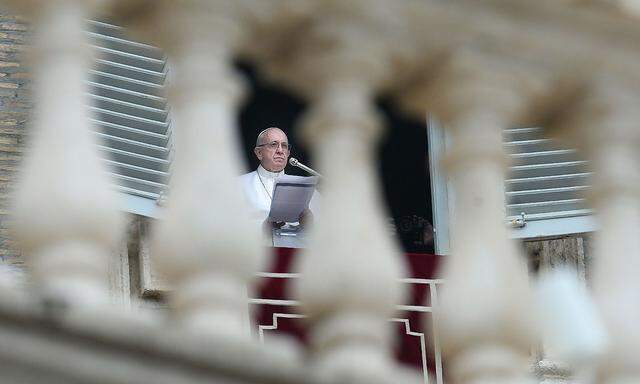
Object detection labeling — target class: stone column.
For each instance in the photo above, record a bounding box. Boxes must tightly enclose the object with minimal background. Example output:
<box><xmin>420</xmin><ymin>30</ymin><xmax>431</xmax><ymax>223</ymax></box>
<box><xmin>10</xmin><ymin>0</ymin><xmax>123</xmax><ymax>308</ymax></box>
<box><xmin>256</xmin><ymin>1</ymin><xmax>413</xmax><ymax>381</ymax></box>
<box><xmin>109</xmin><ymin>1</ymin><xmax>262</xmax><ymax>337</ymax></box>
<box><xmin>549</xmin><ymin>79</ymin><xmax>640</xmax><ymax>384</ymax></box>
<box><xmin>299</xmin><ymin>78</ymin><xmax>407</xmax><ymax>383</ymax></box>
<box><xmin>419</xmin><ymin>51</ymin><xmax>544</xmax><ymax>384</ymax></box>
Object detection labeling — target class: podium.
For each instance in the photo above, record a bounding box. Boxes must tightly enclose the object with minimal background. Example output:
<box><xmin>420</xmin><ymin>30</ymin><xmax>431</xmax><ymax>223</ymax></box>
<box><xmin>271</xmin><ymin>225</ymin><xmax>307</xmax><ymax>248</ymax></box>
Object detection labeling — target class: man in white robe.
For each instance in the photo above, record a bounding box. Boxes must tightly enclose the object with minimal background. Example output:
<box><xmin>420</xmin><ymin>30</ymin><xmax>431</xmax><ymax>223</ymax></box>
<box><xmin>240</xmin><ymin>127</ymin><xmax>318</xmax><ymax>246</ymax></box>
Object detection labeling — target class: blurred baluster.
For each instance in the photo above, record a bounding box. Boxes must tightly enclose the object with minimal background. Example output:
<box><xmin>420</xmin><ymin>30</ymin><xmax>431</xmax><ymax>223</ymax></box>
<box><xmin>108</xmin><ymin>0</ymin><xmax>262</xmax><ymax>337</ymax></box>
<box><xmin>299</xmin><ymin>78</ymin><xmax>407</xmax><ymax>383</ymax></box>
<box><xmin>420</xmin><ymin>51</ymin><xmax>545</xmax><ymax>384</ymax></box>
<box><xmin>9</xmin><ymin>0</ymin><xmax>123</xmax><ymax>308</ymax></box>
<box><xmin>548</xmin><ymin>78</ymin><xmax>640</xmax><ymax>384</ymax></box>
<box><xmin>262</xmin><ymin>2</ymin><xmax>414</xmax><ymax>381</ymax></box>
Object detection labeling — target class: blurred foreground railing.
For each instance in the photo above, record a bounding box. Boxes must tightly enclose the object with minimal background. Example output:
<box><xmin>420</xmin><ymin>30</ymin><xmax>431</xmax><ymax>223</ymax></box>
<box><xmin>252</xmin><ymin>249</ymin><xmax>445</xmax><ymax>384</ymax></box>
<box><xmin>0</xmin><ymin>291</ymin><xmax>309</xmax><ymax>384</ymax></box>
<box><xmin>3</xmin><ymin>1</ymin><xmax>640</xmax><ymax>384</ymax></box>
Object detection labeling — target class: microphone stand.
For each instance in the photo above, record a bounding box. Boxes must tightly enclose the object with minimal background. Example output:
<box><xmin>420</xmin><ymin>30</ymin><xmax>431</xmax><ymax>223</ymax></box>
<box><xmin>289</xmin><ymin>157</ymin><xmax>323</xmax><ymax>178</ymax></box>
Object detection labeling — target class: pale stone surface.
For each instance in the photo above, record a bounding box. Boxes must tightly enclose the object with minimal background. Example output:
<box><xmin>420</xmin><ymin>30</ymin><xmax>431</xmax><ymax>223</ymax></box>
<box><xmin>108</xmin><ymin>233</ymin><xmax>130</xmax><ymax>307</ymax></box>
<box><xmin>110</xmin><ymin>1</ymin><xmax>265</xmax><ymax>339</ymax></box>
<box><xmin>137</xmin><ymin>218</ymin><xmax>168</xmax><ymax>297</ymax></box>
<box><xmin>246</xmin><ymin>2</ymin><xmax>415</xmax><ymax>381</ymax></box>
<box><xmin>418</xmin><ymin>51</ymin><xmax>542</xmax><ymax>384</ymax></box>
<box><xmin>0</xmin><ymin>13</ymin><xmax>30</xmax><ymax>271</ymax></box>
<box><xmin>525</xmin><ymin>236</ymin><xmax>590</xmax><ymax>283</ymax></box>
<box><xmin>534</xmin><ymin>359</ymin><xmax>576</xmax><ymax>384</ymax></box>
<box><xmin>2</xmin><ymin>1</ymin><xmax>640</xmax><ymax>383</ymax></box>
<box><xmin>0</xmin><ymin>290</ymin><xmax>307</xmax><ymax>384</ymax></box>
<box><xmin>545</xmin><ymin>81</ymin><xmax>640</xmax><ymax>384</ymax></box>
<box><xmin>9</xmin><ymin>0</ymin><xmax>123</xmax><ymax>309</ymax></box>
<box><xmin>525</xmin><ymin>235</ymin><xmax>595</xmax><ymax>384</ymax></box>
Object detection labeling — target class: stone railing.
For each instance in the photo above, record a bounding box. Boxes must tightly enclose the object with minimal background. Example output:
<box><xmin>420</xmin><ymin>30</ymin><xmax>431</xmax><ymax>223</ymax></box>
<box><xmin>3</xmin><ymin>1</ymin><xmax>640</xmax><ymax>383</ymax></box>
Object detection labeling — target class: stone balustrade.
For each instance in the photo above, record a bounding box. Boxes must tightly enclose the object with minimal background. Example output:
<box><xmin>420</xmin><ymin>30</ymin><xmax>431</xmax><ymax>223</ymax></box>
<box><xmin>8</xmin><ymin>0</ymin><xmax>123</xmax><ymax>309</ymax></box>
<box><xmin>2</xmin><ymin>0</ymin><xmax>640</xmax><ymax>383</ymax></box>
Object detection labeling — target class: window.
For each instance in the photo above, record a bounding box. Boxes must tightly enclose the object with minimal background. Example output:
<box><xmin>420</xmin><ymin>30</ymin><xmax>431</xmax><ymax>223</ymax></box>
<box><xmin>427</xmin><ymin>118</ymin><xmax>597</xmax><ymax>255</ymax></box>
<box><xmin>88</xmin><ymin>20</ymin><xmax>171</xmax><ymax>218</ymax></box>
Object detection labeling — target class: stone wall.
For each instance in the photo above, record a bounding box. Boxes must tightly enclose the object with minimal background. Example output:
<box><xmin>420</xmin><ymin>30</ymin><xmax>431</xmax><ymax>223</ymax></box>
<box><xmin>0</xmin><ymin>13</ymin><xmax>28</xmax><ymax>272</ymax></box>
<box><xmin>525</xmin><ymin>234</ymin><xmax>592</xmax><ymax>282</ymax></box>
<box><xmin>524</xmin><ymin>234</ymin><xmax>593</xmax><ymax>384</ymax></box>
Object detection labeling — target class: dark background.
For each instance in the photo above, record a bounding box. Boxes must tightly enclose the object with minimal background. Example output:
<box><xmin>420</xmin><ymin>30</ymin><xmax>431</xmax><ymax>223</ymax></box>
<box><xmin>236</xmin><ymin>62</ymin><xmax>434</xmax><ymax>253</ymax></box>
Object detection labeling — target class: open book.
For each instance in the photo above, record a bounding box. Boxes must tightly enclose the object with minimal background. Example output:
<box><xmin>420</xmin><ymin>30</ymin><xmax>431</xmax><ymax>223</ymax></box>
<box><xmin>268</xmin><ymin>175</ymin><xmax>318</xmax><ymax>222</ymax></box>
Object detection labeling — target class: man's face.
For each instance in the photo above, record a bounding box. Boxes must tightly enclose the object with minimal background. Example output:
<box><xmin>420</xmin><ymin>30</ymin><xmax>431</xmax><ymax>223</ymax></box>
<box><xmin>254</xmin><ymin>129</ymin><xmax>290</xmax><ymax>172</ymax></box>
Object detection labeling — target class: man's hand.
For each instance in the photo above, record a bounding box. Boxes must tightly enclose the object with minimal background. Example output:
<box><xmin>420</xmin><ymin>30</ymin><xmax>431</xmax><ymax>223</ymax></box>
<box><xmin>263</xmin><ymin>219</ymin><xmax>285</xmax><ymax>234</ymax></box>
<box><xmin>298</xmin><ymin>209</ymin><xmax>314</xmax><ymax>228</ymax></box>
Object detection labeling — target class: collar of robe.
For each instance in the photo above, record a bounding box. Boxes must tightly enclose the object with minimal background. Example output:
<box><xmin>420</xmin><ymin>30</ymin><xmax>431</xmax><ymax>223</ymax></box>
<box><xmin>258</xmin><ymin>164</ymin><xmax>284</xmax><ymax>179</ymax></box>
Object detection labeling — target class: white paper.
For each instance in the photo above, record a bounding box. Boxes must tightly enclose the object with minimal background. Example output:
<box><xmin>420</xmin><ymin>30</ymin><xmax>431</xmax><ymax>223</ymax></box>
<box><xmin>268</xmin><ymin>175</ymin><xmax>318</xmax><ymax>223</ymax></box>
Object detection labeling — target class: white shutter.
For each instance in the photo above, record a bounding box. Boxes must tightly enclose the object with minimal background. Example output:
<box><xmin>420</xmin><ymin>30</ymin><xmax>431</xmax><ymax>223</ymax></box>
<box><xmin>504</xmin><ymin>127</ymin><xmax>591</xmax><ymax>221</ymax></box>
<box><xmin>428</xmin><ymin>121</ymin><xmax>597</xmax><ymax>254</ymax></box>
<box><xmin>503</xmin><ymin>127</ymin><xmax>597</xmax><ymax>239</ymax></box>
<box><xmin>87</xmin><ymin>20</ymin><xmax>171</xmax><ymax>215</ymax></box>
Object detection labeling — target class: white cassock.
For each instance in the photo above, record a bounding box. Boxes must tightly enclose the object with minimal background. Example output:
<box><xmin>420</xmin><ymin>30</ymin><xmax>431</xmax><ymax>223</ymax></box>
<box><xmin>240</xmin><ymin>165</ymin><xmax>319</xmax><ymax>247</ymax></box>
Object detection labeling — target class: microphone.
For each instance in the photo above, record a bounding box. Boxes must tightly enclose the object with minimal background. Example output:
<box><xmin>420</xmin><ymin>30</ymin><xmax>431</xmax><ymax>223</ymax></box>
<box><xmin>289</xmin><ymin>157</ymin><xmax>323</xmax><ymax>177</ymax></box>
